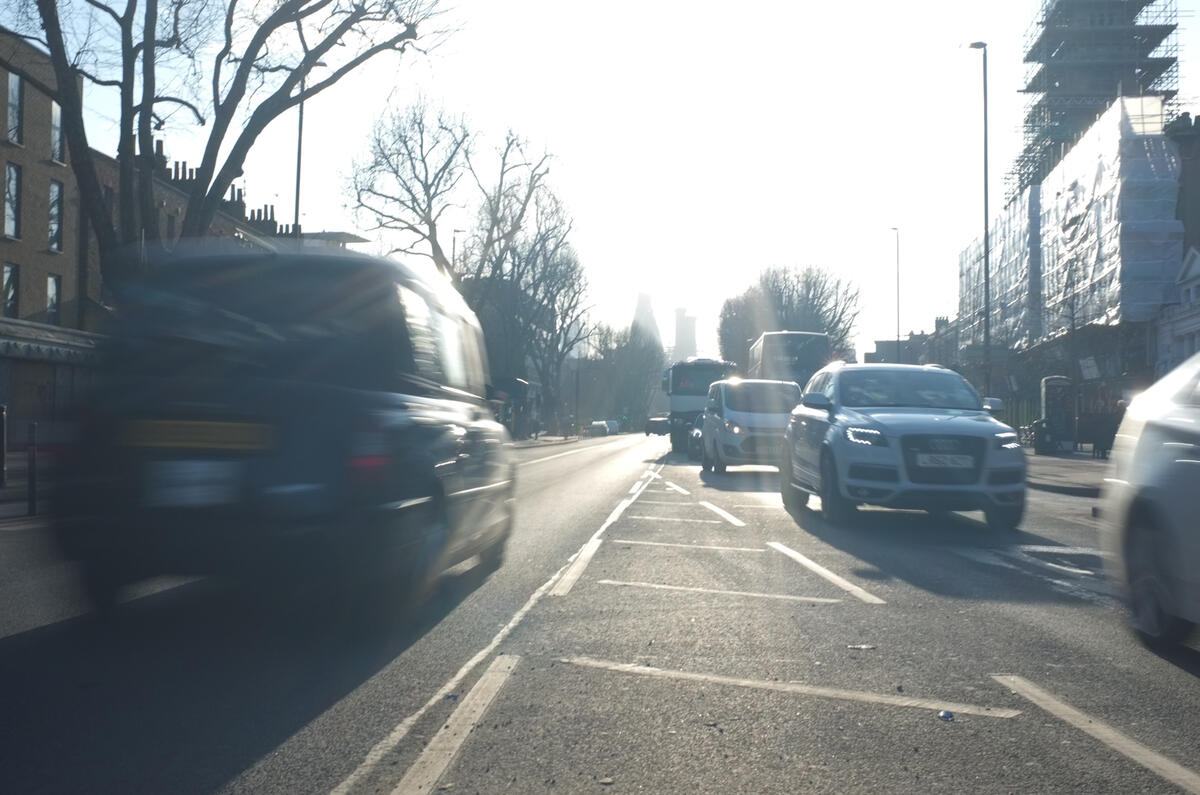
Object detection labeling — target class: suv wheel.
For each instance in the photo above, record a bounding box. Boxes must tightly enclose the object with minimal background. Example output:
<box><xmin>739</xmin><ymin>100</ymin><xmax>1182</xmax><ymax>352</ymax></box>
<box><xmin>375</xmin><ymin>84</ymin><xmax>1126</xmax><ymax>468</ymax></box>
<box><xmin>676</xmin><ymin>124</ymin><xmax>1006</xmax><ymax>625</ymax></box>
<box><xmin>985</xmin><ymin>502</ymin><xmax>1024</xmax><ymax>533</ymax></box>
<box><xmin>713</xmin><ymin>445</ymin><xmax>727</xmax><ymax>474</ymax></box>
<box><xmin>819</xmin><ymin>452</ymin><xmax>854</xmax><ymax>524</ymax></box>
<box><xmin>1126</xmin><ymin>525</ymin><xmax>1194</xmax><ymax>647</ymax></box>
<box><xmin>781</xmin><ymin>451</ymin><xmax>805</xmax><ymax>513</ymax></box>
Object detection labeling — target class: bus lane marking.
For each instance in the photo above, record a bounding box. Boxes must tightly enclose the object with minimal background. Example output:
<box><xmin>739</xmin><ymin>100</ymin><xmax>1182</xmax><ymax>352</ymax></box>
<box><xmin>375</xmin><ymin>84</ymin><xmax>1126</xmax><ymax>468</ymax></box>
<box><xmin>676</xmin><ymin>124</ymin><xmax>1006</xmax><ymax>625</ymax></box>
<box><xmin>699</xmin><ymin>501</ymin><xmax>746</xmax><ymax>527</ymax></box>
<box><xmin>767</xmin><ymin>542</ymin><xmax>886</xmax><ymax>604</ymax></box>
<box><xmin>597</xmin><ymin>580</ymin><xmax>841</xmax><ymax>603</ymax></box>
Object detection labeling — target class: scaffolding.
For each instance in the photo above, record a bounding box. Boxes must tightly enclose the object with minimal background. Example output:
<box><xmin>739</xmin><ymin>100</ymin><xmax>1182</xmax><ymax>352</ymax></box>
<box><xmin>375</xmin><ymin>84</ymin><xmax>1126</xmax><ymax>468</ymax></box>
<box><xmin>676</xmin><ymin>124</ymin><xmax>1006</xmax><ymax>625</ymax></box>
<box><xmin>1007</xmin><ymin>0</ymin><xmax>1178</xmax><ymax>199</ymax></box>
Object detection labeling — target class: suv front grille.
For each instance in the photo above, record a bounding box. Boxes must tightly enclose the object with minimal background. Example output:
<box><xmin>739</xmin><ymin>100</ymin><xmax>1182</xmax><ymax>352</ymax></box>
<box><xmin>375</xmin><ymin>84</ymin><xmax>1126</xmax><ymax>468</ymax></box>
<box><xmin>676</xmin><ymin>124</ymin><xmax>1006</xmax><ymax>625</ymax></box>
<box><xmin>901</xmin><ymin>435</ymin><xmax>985</xmax><ymax>485</ymax></box>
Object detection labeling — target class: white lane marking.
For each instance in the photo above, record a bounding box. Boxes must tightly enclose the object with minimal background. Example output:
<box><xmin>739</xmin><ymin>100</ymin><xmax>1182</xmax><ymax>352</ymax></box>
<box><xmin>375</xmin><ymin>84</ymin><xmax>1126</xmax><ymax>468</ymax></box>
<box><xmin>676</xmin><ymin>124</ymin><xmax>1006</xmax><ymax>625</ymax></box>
<box><xmin>518</xmin><ymin>436</ymin><xmax>641</xmax><ymax>467</ymax></box>
<box><xmin>598</xmin><ymin>579</ymin><xmax>841</xmax><ymax>604</ymax></box>
<box><xmin>1018</xmin><ymin>544</ymin><xmax>1103</xmax><ymax>556</ymax></box>
<box><xmin>565</xmin><ymin>657</ymin><xmax>1020</xmax><ymax>719</ymax></box>
<box><xmin>627</xmin><ymin>515</ymin><xmax>722</xmax><ymax>524</ymax></box>
<box><xmin>665</xmin><ymin>481</ymin><xmax>690</xmax><ymax>495</ymax></box>
<box><xmin>637</xmin><ymin>500</ymin><xmax>695</xmax><ymax>506</ymax></box>
<box><xmin>393</xmin><ymin>655</ymin><xmax>520</xmax><ymax>795</ymax></box>
<box><xmin>628</xmin><ymin>481</ymin><xmax>642</xmax><ymax>494</ymax></box>
<box><xmin>732</xmin><ymin>504</ymin><xmax>781</xmax><ymax>509</ymax></box>
<box><xmin>767</xmin><ymin>542</ymin><xmax>886</xmax><ymax>604</ymax></box>
<box><xmin>331</xmin><ymin>563</ymin><xmax>569</xmax><ymax>795</ymax></box>
<box><xmin>642</xmin><ymin>470</ymin><xmax>663</xmax><ymax>480</ymax></box>
<box><xmin>699</xmin><ymin>501</ymin><xmax>746</xmax><ymax>527</ymax></box>
<box><xmin>612</xmin><ymin>539</ymin><xmax>766</xmax><ymax>553</ymax></box>
<box><xmin>551</xmin><ymin>476</ymin><xmax>654</xmax><ymax>598</ymax></box>
<box><xmin>993</xmin><ymin>675</ymin><xmax>1200</xmax><ymax>794</ymax></box>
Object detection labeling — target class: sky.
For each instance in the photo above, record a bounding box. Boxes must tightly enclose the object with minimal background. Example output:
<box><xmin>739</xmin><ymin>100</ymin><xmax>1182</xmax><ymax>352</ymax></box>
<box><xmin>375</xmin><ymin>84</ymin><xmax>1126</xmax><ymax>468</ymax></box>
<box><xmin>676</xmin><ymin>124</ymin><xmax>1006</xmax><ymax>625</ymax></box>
<box><xmin>48</xmin><ymin>0</ymin><xmax>1200</xmax><ymax>360</ymax></box>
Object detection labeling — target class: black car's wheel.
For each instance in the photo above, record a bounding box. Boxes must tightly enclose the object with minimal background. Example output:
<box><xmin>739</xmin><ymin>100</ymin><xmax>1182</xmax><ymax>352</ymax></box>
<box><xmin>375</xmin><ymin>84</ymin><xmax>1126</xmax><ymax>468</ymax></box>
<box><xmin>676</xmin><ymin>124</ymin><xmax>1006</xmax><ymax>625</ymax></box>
<box><xmin>781</xmin><ymin>451</ymin><xmax>805</xmax><ymax>513</ymax></box>
<box><xmin>80</xmin><ymin>559</ymin><xmax>126</xmax><ymax>614</ymax></box>
<box><xmin>480</xmin><ymin>496</ymin><xmax>515</xmax><ymax>573</ymax></box>
<box><xmin>984</xmin><ymin>501</ymin><xmax>1024</xmax><ymax>533</ymax></box>
<box><xmin>1126</xmin><ymin>524</ymin><xmax>1194</xmax><ymax>648</ymax></box>
<box><xmin>819</xmin><ymin>452</ymin><xmax>854</xmax><ymax>525</ymax></box>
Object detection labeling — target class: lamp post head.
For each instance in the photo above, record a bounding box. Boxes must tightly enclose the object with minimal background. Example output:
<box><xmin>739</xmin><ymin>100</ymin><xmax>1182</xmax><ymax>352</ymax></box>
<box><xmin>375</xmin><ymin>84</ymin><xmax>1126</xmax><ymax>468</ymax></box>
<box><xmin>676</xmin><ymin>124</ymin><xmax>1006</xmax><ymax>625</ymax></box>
<box><xmin>969</xmin><ymin>41</ymin><xmax>987</xmax><ymax>49</ymax></box>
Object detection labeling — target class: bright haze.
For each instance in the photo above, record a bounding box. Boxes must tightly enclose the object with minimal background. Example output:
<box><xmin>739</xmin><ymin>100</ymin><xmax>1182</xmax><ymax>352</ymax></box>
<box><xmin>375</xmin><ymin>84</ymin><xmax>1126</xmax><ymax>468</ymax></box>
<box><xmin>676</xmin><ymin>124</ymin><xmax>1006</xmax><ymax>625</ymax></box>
<box><xmin>83</xmin><ymin>0</ymin><xmax>1200</xmax><ymax>360</ymax></box>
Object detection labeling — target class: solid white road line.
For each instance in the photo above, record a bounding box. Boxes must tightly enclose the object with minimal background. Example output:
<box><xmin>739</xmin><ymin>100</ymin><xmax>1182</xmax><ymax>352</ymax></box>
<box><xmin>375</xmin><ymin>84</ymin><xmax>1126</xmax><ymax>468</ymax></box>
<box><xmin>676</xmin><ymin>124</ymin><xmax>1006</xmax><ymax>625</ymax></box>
<box><xmin>597</xmin><ymin>579</ymin><xmax>841</xmax><ymax>603</ymax></box>
<box><xmin>665</xmin><ymin>481</ymin><xmax>691</xmax><ymax>495</ymax></box>
<box><xmin>628</xmin><ymin>481</ymin><xmax>642</xmax><ymax>494</ymax></box>
<box><xmin>612</xmin><ymin>539</ymin><xmax>766</xmax><ymax>553</ymax></box>
<box><xmin>699</xmin><ymin>501</ymin><xmax>746</xmax><ymax>527</ymax></box>
<box><xmin>565</xmin><ymin>657</ymin><xmax>1020</xmax><ymax>718</ymax></box>
<box><xmin>993</xmin><ymin>675</ymin><xmax>1200</xmax><ymax>794</ymax></box>
<box><xmin>331</xmin><ymin>564</ymin><xmax>569</xmax><ymax>795</ymax></box>
<box><xmin>636</xmin><ymin>500</ymin><xmax>695</xmax><ymax>506</ymax></box>
<box><xmin>551</xmin><ymin>476</ymin><xmax>654</xmax><ymax>598</ymax></box>
<box><xmin>393</xmin><ymin>655</ymin><xmax>520</xmax><ymax>795</ymax></box>
<box><xmin>627</xmin><ymin>515</ymin><xmax>722</xmax><ymax>524</ymax></box>
<box><xmin>767</xmin><ymin>542</ymin><xmax>886</xmax><ymax>604</ymax></box>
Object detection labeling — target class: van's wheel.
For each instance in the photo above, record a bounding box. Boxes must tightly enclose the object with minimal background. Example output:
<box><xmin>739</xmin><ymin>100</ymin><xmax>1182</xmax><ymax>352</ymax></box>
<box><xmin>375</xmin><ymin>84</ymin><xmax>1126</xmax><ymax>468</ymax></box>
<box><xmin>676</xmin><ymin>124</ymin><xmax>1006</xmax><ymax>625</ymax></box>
<box><xmin>819</xmin><ymin>453</ymin><xmax>854</xmax><ymax>525</ymax></box>
<box><xmin>1126</xmin><ymin>524</ymin><xmax>1194</xmax><ymax>648</ymax></box>
<box><xmin>713</xmin><ymin>445</ymin><xmax>727</xmax><ymax>474</ymax></box>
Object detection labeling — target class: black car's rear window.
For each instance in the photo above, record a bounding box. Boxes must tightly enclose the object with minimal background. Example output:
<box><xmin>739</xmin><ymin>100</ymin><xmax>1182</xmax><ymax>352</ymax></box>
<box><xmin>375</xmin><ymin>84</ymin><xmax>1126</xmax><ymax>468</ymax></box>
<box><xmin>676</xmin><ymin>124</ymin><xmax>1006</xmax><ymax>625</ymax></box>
<box><xmin>114</xmin><ymin>257</ymin><xmax>418</xmax><ymax>390</ymax></box>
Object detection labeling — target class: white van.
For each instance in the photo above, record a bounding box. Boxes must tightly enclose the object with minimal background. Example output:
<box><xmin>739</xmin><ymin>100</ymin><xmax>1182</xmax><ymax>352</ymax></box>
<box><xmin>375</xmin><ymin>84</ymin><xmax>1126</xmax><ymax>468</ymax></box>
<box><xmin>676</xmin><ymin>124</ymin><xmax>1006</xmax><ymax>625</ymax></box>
<box><xmin>700</xmin><ymin>379</ymin><xmax>801</xmax><ymax>473</ymax></box>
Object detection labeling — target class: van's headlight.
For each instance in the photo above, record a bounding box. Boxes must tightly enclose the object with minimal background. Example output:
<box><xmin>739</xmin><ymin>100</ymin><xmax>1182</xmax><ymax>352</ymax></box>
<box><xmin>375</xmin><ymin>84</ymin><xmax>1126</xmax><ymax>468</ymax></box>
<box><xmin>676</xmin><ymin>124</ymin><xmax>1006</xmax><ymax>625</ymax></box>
<box><xmin>994</xmin><ymin>432</ymin><xmax>1021</xmax><ymax>450</ymax></box>
<box><xmin>725</xmin><ymin>421</ymin><xmax>742</xmax><ymax>435</ymax></box>
<box><xmin>845</xmin><ymin>427</ymin><xmax>887</xmax><ymax>446</ymax></box>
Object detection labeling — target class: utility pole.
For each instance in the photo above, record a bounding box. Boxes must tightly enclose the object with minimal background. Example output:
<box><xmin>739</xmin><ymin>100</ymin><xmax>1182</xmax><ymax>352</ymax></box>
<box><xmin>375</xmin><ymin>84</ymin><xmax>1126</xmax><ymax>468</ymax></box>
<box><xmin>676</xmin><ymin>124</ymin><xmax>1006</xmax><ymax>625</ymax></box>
<box><xmin>971</xmin><ymin>41</ymin><xmax>992</xmax><ymax>395</ymax></box>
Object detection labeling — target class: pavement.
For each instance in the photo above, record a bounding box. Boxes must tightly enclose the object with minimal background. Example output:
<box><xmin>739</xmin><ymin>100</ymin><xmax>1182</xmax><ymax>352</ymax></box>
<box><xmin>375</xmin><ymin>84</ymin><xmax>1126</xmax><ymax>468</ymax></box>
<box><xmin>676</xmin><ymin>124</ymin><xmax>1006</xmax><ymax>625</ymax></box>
<box><xmin>1024</xmin><ymin>448</ymin><xmax>1107</xmax><ymax>498</ymax></box>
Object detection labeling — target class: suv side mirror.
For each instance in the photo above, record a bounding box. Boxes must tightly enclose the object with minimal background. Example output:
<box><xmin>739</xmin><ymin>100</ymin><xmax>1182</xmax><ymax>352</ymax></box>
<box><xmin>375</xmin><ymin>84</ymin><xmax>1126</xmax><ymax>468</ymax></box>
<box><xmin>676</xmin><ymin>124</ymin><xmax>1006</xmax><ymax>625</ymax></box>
<box><xmin>982</xmin><ymin>397</ymin><xmax>1004</xmax><ymax>416</ymax></box>
<box><xmin>801</xmin><ymin>392</ymin><xmax>833</xmax><ymax>412</ymax></box>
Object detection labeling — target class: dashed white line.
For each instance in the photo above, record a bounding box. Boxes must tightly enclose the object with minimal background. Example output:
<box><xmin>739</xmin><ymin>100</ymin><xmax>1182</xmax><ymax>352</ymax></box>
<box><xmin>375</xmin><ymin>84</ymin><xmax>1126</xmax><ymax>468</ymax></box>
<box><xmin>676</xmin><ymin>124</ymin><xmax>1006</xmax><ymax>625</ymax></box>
<box><xmin>627</xmin><ymin>515</ymin><xmax>722</xmax><ymax>524</ymax></box>
<box><xmin>993</xmin><ymin>675</ymin><xmax>1200</xmax><ymax>794</ymax></box>
<box><xmin>597</xmin><ymin>579</ymin><xmax>841</xmax><ymax>603</ymax></box>
<box><xmin>665</xmin><ymin>481</ymin><xmax>691</xmax><ymax>495</ymax></box>
<box><xmin>552</xmin><ymin>475</ymin><xmax>655</xmax><ymax>598</ymax></box>
<box><xmin>637</xmin><ymin>500</ymin><xmax>694</xmax><ymax>506</ymax></box>
<box><xmin>767</xmin><ymin>542</ymin><xmax>886</xmax><ymax>604</ymax></box>
<box><xmin>393</xmin><ymin>655</ymin><xmax>520</xmax><ymax>795</ymax></box>
<box><xmin>565</xmin><ymin>657</ymin><xmax>1020</xmax><ymax>718</ymax></box>
<box><xmin>699</xmin><ymin>501</ymin><xmax>746</xmax><ymax>527</ymax></box>
<box><xmin>612</xmin><ymin>539</ymin><xmax>766</xmax><ymax>553</ymax></box>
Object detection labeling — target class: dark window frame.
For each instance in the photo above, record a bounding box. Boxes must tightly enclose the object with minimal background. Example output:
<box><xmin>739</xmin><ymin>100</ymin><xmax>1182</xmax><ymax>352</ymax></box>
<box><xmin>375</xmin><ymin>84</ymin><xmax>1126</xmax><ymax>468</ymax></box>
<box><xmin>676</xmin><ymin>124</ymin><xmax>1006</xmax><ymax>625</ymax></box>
<box><xmin>49</xmin><ymin>101</ymin><xmax>64</xmax><ymax>163</ymax></box>
<box><xmin>6</xmin><ymin>72</ymin><xmax>22</xmax><ymax>145</ymax></box>
<box><xmin>46</xmin><ymin>273</ymin><xmax>60</xmax><ymax>325</ymax></box>
<box><xmin>2</xmin><ymin>263</ymin><xmax>18</xmax><ymax>319</ymax></box>
<box><xmin>48</xmin><ymin>179</ymin><xmax>63</xmax><ymax>251</ymax></box>
<box><xmin>4</xmin><ymin>162</ymin><xmax>20</xmax><ymax>239</ymax></box>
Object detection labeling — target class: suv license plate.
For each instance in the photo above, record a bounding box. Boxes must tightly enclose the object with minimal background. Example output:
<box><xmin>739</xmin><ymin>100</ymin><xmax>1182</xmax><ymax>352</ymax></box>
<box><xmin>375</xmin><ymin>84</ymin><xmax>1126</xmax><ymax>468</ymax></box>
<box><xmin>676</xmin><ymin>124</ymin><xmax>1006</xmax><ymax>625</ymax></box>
<box><xmin>915</xmin><ymin>453</ymin><xmax>974</xmax><ymax>469</ymax></box>
<box><xmin>144</xmin><ymin>460</ymin><xmax>243</xmax><ymax>507</ymax></box>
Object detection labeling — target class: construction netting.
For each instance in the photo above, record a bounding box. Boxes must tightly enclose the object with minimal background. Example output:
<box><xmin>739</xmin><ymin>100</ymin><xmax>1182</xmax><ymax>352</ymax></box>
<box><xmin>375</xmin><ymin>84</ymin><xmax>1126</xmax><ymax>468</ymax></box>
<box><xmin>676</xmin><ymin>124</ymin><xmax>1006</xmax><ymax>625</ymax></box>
<box><xmin>958</xmin><ymin>97</ymin><xmax>1184</xmax><ymax>351</ymax></box>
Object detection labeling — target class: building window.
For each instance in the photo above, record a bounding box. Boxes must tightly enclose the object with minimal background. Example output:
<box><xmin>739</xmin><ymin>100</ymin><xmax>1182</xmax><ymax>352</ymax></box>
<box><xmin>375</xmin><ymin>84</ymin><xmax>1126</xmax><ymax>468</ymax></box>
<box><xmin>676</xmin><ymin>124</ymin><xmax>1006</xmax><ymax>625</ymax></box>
<box><xmin>45</xmin><ymin>274</ymin><xmax>60</xmax><ymax>325</ymax></box>
<box><xmin>5</xmin><ymin>73</ymin><xmax>21</xmax><ymax>145</ymax></box>
<box><xmin>50</xmin><ymin>101</ymin><xmax>64</xmax><ymax>162</ymax></box>
<box><xmin>166</xmin><ymin>212</ymin><xmax>176</xmax><ymax>241</ymax></box>
<box><xmin>48</xmin><ymin>180</ymin><xmax>63</xmax><ymax>251</ymax></box>
<box><xmin>3</xmin><ymin>163</ymin><xmax>19</xmax><ymax>238</ymax></box>
<box><xmin>2</xmin><ymin>263</ymin><xmax>17</xmax><ymax>318</ymax></box>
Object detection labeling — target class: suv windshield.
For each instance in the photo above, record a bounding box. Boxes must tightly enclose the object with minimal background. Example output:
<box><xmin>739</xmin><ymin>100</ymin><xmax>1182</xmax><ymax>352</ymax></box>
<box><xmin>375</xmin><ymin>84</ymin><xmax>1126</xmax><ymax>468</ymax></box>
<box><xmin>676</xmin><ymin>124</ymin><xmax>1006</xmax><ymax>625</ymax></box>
<box><xmin>724</xmin><ymin>382</ymin><xmax>801</xmax><ymax>413</ymax></box>
<box><xmin>839</xmin><ymin>369</ymin><xmax>982</xmax><ymax>410</ymax></box>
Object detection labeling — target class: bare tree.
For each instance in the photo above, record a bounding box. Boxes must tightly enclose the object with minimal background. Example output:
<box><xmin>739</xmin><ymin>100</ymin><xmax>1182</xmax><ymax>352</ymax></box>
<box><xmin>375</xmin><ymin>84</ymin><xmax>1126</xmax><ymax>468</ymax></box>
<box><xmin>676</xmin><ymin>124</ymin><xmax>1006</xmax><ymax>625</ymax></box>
<box><xmin>27</xmin><ymin>0</ymin><xmax>440</xmax><ymax>281</ymax></box>
<box><xmin>718</xmin><ymin>266</ymin><xmax>860</xmax><ymax>365</ymax></box>
<box><xmin>353</xmin><ymin>101</ymin><xmax>470</xmax><ymax>272</ymax></box>
<box><xmin>527</xmin><ymin>246</ymin><xmax>591</xmax><ymax>433</ymax></box>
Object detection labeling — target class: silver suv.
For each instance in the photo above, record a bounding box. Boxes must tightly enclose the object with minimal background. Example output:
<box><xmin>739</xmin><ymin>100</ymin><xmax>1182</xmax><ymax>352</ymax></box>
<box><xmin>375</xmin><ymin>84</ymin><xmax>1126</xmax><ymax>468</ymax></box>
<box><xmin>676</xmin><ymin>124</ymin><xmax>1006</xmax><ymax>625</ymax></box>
<box><xmin>781</xmin><ymin>363</ymin><xmax>1026</xmax><ymax>530</ymax></box>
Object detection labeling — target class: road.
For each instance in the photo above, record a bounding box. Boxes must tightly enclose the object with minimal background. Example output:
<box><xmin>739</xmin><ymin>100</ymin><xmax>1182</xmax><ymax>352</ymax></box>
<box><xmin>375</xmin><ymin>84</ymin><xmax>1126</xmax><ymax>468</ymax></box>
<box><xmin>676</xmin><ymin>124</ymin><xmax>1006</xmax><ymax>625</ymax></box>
<box><xmin>2</xmin><ymin>434</ymin><xmax>1199</xmax><ymax>794</ymax></box>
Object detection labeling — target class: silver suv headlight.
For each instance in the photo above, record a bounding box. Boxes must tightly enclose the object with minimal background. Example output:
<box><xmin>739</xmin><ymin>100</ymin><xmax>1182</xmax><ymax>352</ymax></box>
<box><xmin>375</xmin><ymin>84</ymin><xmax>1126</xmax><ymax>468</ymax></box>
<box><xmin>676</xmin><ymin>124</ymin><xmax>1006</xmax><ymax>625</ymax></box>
<box><xmin>994</xmin><ymin>431</ymin><xmax>1021</xmax><ymax>450</ymax></box>
<box><xmin>845</xmin><ymin>427</ymin><xmax>887</xmax><ymax>446</ymax></box>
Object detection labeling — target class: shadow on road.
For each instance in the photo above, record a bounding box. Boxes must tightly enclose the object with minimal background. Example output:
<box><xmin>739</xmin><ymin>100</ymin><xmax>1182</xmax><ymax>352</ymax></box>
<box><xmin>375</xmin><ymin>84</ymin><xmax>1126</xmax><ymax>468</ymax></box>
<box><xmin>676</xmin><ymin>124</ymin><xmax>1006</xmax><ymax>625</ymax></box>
<box><xmin>696</xmin><ymin>468</ymin><xmax>780</xmax><ymax>492</ymax></box>
<box><xmin>780</xmin><ymin>496</ymin><xmax>1107</xmax><ymax>605</ymax></box>
<box><xmin>0</xmin><ymin>563</ymin><xmax>494</xmax><ymax>795</ymax></box>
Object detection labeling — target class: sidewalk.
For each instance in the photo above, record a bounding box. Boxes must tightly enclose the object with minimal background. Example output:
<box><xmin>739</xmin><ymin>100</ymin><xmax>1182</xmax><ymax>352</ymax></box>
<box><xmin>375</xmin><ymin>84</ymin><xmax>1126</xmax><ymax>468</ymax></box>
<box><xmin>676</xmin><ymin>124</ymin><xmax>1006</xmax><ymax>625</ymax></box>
<box><xmin>1025</xmin><ymin>449</ymin><xmax>1107</xmax><ymax>498</ymax></box>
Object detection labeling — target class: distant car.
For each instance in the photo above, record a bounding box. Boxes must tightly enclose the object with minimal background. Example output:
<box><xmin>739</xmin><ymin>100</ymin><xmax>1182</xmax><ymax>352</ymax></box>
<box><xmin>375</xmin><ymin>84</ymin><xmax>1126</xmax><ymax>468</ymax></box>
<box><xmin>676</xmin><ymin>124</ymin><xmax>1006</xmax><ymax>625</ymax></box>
<box><xmin>587</xmin><ymin>421</ymin><xmax>610</xmax><ymax>437</ymax></box>
<box><xmin>53</xmin><ymin>245</ymin><xmax>514</xmax><ymax>611</ymax></box>
<box><xmin>781</xmin><ymin>363</ymin><xmax>1025</xmax><ymax>530</ymax></box>
<box><xmin>1099</xmin><ymin>355</ymin><xmax>1200</xmax><ymax>647</ymax></box>
<box><xmin>687</xmin><ymin>415</ymin><xmax>704</xmax><ymax>461</ymax></box>
<box><xmin>605</xmin><ymin>420</ymin><xmax>620</xmax><ymax>435</ymax></box>
<box><xmin>645</xmin><ymin>415</ymin><xmax>670</xmax><ymax>435</ymax></box>
<box><xmin>700</xmin><ymin>379</ymin><xmax>801</xmax><ymax>473</ymax></box>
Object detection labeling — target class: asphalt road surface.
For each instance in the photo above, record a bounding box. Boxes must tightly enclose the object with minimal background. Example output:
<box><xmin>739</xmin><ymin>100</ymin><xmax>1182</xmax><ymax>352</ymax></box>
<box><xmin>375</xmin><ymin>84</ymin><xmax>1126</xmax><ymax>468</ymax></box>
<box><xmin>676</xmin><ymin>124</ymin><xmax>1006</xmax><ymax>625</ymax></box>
<box><xmin>2</xmin><ymin>435</ymin><xmax>1199</xmax><ymax>794</ymax></box>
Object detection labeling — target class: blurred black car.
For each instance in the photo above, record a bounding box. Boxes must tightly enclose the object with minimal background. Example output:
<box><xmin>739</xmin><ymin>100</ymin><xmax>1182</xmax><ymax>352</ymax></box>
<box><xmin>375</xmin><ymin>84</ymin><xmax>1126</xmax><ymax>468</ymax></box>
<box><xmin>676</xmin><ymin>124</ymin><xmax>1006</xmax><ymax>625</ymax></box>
<box><xmin>54</xmin><ymin>245</ymin><xmax>515</xmax><ymax>610</ymax></box>
<box><xmin>644</xmin><ymin>415</ymin><xmax>669</xmax><ymax>435</ymax></box>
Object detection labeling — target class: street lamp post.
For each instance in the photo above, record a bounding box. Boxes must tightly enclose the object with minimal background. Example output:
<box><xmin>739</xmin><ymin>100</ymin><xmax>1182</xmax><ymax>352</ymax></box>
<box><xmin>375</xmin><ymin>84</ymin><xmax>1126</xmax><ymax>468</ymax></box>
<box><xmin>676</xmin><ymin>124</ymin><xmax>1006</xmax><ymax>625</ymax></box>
<box><xmin>970</xmin><ymin>41</ymin><xmax>991</xmax><ymax>396</ymax></box>
<box><xmin>451</xmin><ymin>228</ymin><xmax>465</xmax><ymax>271</ymax></box>
<box><xmin>891</xmin><ymin>227</ymin><xmax>900</xmax><ymax>363</ymax></box>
